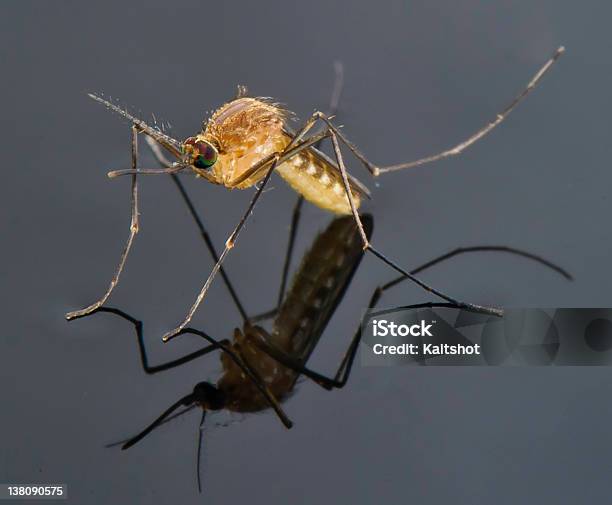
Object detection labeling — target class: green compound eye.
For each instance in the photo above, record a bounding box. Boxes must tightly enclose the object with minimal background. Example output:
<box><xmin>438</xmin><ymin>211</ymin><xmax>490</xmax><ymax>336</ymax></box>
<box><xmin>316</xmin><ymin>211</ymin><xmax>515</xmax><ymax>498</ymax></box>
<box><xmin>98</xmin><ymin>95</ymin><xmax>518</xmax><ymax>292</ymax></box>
<box><xmin>192</xmin><ymin>141</ymin><xmax>218</xmax><ymax>169</ymax></box>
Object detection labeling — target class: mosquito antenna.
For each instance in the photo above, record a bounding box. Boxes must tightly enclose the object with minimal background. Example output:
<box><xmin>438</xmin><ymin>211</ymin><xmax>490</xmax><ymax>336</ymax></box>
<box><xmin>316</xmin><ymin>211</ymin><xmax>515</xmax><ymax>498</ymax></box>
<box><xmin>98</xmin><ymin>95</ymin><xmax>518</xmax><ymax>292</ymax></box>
<box><xmin>105</xmin><ymin>404</ymin><xmax>197</xmax><ymax>448</ymax></box>
<box><xmin>196</xmin><ymin>410</ymin><xmax>206</xmax><ymax>493</ymax></box>
<box><xmin>122</xmin><ymin>393</ymin><xmax>195</xmax><ymax>450</ymax></box>
<box><xmin>87</xmin><ymin>93</ymin><xmax>183</xmax><ymax>155</ymax></box>
<box><xmin>107</xmin><ymin>164</ymin><xmax>187</xmax><ymax>178</ymax></box>
<box><xmin>177</xmin><ymin>328</ymin><xmax>293</xmax><ymax>429</ymax></box>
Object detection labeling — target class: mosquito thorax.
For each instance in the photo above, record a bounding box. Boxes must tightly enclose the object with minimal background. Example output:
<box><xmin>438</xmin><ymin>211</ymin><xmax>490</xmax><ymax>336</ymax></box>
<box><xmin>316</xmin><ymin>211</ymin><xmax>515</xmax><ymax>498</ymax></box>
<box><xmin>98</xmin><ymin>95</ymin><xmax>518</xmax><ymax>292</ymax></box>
<box><xmin>182</xmin><ymin>136</ymin><xmax>218</xmax><ymax>172</ymax></box>
<box><xmin>193</xmin><ymin>381</ymin><xmax>226</xmax><ymax>410</ymax></box>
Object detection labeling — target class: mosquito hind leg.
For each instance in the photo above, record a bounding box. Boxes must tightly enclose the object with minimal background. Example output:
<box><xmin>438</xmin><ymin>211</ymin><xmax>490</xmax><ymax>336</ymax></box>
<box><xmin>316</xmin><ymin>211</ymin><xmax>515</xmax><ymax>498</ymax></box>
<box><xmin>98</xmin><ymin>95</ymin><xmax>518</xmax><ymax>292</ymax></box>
<box><xmin>376</xmin><ymin>47</ymin><xmax>565</xmax><ymax>174</ymax></box>
<box><xmin>313</xmin><ymin>47</ymin><xmax>565</xmax><ymax>177</ymax></box>
<box><xmin>325</xmin><ymin>126</ymin><xmax>503</xmax><ymax>317</ymax></box>
<box><xmin>66</xmin><ymin>125</ymin><xmax>141</xmax><ymax>320</ymax></box>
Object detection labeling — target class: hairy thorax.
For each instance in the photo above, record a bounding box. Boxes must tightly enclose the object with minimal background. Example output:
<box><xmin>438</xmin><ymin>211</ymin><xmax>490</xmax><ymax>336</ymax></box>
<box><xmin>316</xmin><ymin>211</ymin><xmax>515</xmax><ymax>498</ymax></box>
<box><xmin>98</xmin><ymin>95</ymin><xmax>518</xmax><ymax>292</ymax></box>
<box><xmin>203</xmin><ymin>97</ymin><xmax>289</xmax><ymax>188</ymax></box>
<box><xmin>201</xmin><ymin>97</ymin><xmax>362</xmax><ymax>215</ymax></box>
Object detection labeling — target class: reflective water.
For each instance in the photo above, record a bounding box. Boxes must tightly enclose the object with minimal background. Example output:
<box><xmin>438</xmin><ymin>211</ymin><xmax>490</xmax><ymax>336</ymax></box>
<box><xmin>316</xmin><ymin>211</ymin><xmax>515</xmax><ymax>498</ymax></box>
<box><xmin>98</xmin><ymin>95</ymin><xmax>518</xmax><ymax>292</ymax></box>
<box><xmin>2</xmin><ymin>1</ymin><xmax>612</xmax><ymax>504</ymax></box>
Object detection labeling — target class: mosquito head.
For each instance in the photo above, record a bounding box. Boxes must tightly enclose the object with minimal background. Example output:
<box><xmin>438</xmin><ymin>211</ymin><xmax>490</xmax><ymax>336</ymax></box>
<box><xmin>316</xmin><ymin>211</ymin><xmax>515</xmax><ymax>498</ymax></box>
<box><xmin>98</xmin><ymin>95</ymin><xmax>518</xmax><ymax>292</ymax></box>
<box><xmin>182</xmin><ymin>137</ymin><xmax>219</xmax><ymax>176</ymax></box>
<box><xmin>193</xmin><ymin>381</ymin><xmax>226</xmax><ymax>411</ymax></box>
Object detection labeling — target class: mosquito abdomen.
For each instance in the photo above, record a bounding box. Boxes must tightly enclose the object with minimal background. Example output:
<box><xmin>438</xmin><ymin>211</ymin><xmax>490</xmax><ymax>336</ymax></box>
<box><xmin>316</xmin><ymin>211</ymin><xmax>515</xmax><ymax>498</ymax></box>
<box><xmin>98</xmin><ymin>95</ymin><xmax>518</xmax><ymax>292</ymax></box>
<box><xmin>276</xmin><ymin>145</ymin><xmax>362</xmax><ymax>215</ymax></box>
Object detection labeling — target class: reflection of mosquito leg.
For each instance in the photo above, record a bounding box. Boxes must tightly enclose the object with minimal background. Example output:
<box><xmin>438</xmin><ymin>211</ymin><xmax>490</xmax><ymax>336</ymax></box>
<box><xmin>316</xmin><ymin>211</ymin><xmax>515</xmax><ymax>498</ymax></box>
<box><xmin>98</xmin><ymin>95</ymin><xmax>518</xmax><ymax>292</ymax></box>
<box><xmin>319</xmin><ymin>47</ymin><xmax>565</xmax><ymax>176</ymax></box>
<box><xmin>253</xmin><ymin>302</ymin><xmax>456</xmax><ymax>391</ymax></box>
<box><xmin>145</xmin><ymin>137</ymin><xmax>248</xmax><ymax>322</ymax></box>
<box><xmin>276</xmin><ymin>195</ymin><xmax>304</xmax><ymax>308</ymax></box>
<box><xmin>384</xmin><ymin>245</ymin><xmax>572</xmax><ymax>290</ymax></box>
<box><xmin>82</xmin><ymin>307</ymin><xmax>228</xmax><ymax>374</ymax></box>
<box><xmin>66</xmin><ymin>126</ymin><xmax>140</xmax><ymax>320</ymax></box>
<box><xmin>330</xmin><ymin>247</ymin><xmax>571</xmax><ymax>385</ymax></box>
<box><xmin>253</xmin><ymin>244</ymin><xmax>571</xmax><ymax>390</ymax></box>
<box><xmin>326</xmin><ymin>128</ymin><xmax>503</xmax><ymax>317</ymax></box>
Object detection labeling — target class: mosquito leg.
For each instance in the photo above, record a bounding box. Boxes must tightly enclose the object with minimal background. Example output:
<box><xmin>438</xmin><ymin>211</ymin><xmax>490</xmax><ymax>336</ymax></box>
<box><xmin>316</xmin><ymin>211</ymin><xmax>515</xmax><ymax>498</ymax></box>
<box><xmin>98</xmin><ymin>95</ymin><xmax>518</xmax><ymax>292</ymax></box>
<box><xmin>144</xmin><ymin>136</ymin><xmax>249</xmax><ymax>322</ymax></box>
<box><xmin>159</xmin><ymin>146</ymin><xmax>315</xmax><ymax>334</ymax></box>
<box><xmin>307</xmin><ymin>47</ymin><xmax>565</xmax><ymax>177</ymax></box>
<box><xmin>66</xmin><ymin>125</ymin><xmax>141</xmax><ymax>320</ymax></box>
<box><xmin>162</xmin><ymin>156</ymin><xmax>282</xmax><ymax>343</ymax></box>
<box><xmin>326</xmin><ymin>127</ymin><xmax>503</xmax><ymax>317</ymax></box>
<box><xmin>376</xmin><ymin>47</ymin><xmax>565</xmax><ymax>174</ymax></box>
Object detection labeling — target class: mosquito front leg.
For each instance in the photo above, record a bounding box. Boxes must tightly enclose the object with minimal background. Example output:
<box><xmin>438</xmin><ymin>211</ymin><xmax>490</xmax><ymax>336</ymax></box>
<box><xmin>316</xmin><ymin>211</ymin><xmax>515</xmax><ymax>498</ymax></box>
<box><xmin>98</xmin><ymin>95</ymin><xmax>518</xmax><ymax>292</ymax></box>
<box><xmin>66</xmin><ymin>125</ymin><xmax>141</xmax><ymax>320</ymax></box>
<box><xmin>161</xmin><ymin>126</ymin><xmax>340</xmax><ymax>342</ymax></box>
<box><xmin>161</xmin><ymin>156</ymin><xmax>281</xmax><ymax>342</ymax></box>
<box><xmin>144</xmin><ymin>136</ymin><xmax>249</xmax><ymax>322</ymax></box>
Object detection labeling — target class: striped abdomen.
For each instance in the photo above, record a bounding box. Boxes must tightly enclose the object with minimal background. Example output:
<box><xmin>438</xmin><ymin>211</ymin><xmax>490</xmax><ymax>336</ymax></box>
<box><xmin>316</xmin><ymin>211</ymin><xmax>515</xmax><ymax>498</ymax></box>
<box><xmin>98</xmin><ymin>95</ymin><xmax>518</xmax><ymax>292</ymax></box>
<box><xmin>276</xmin><ymin>133</ymin><xmax>365</xmax><ymax>215</ymax></box>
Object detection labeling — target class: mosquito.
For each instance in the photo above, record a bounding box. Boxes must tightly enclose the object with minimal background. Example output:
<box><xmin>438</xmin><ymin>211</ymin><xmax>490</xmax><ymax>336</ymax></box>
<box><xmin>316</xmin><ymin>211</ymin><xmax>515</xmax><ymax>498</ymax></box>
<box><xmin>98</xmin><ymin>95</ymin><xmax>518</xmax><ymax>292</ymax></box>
<box><xmin>90</xmin><ymin>211</ymin><xmax>569</xmax><ymax>491</ymax></box>
<box><xmin>65</xmin><ymin>47</ymin><xmax>565</xmax><ymax>342</ymax></box>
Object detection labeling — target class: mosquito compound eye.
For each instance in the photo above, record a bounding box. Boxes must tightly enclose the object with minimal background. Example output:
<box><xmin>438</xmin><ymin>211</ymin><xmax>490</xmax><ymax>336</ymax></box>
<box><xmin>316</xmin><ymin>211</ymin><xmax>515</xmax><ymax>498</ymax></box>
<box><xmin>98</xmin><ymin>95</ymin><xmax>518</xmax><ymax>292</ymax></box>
<box><xmin>193</xmin><ymin>142</ymin><xmax>218</xmax><ymax>170</ymax></box>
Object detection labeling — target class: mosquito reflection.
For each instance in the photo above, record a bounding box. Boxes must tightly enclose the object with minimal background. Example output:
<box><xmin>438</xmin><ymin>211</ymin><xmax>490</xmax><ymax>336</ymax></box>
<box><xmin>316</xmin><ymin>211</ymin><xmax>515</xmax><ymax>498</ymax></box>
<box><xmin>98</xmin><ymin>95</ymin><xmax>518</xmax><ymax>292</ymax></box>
<box><xmin>79</xmin><ymin>212</ymin><xmax>572</xmax><ymax>492</ymax></box>
<box><xmin>94</xmin><ymin>215</ymin><xmax>373</xmax><ymax>492</ymax></box>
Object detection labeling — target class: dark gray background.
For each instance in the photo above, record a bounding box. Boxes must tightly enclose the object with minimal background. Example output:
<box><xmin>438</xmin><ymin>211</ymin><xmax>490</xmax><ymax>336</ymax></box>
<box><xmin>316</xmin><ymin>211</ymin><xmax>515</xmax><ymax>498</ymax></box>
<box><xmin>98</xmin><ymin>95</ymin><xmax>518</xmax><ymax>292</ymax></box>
<box><xmin>1</xmin><ymin>1</ymin><xmax>611</xmax><ymax>504</ymax></box>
